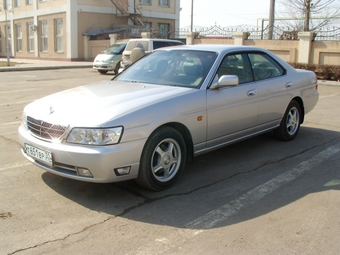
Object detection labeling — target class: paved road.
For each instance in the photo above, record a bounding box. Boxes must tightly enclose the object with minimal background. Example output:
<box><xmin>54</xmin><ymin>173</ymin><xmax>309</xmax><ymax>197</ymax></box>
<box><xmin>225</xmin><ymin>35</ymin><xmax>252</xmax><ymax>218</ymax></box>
<box><xmin>1</xmin><ymin>68</ymin><xmax>340</xmax><ymax>255</ymax></box>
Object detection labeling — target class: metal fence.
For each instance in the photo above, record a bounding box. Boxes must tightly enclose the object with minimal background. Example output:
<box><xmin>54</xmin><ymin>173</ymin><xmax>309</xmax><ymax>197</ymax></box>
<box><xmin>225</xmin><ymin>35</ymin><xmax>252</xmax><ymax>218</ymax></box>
<box><xmin>176</xmin><ymin>25</ymin><xmax>340</xmax><ymax>41</ymax></box>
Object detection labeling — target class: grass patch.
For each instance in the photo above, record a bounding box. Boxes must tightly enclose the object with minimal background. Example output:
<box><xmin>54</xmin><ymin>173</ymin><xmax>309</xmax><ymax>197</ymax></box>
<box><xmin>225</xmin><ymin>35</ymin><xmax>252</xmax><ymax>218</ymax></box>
<box><xmin>0</xmin><ymin>61</ymin><xmax>21</xmax><ymax>67</ymax></box>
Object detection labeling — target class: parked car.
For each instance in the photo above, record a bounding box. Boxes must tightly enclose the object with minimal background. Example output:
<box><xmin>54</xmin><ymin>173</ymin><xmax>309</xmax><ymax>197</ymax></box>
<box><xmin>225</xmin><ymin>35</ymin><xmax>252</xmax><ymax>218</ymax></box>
<box><xmin>19</xmin><ymin>45</ymin><xmax>319</xmax><ymax>191</ymax></box>
<box><xmin>120</xmin><ymin>38</ymin><xmax>184</xmax><ymax>70</ymax></box>
<box><xmin>93</xmin><ymin>42</ymin><xmax>127</xmax><ymax>74</ymax></box>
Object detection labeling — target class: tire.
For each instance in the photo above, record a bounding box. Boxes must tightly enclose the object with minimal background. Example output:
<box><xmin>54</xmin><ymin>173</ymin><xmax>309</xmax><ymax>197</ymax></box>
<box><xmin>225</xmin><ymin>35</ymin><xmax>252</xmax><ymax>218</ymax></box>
<box><xmin>275</xmin><ymin>100</ymin><xmax>301</xmax><ymax>141</ymax></box>
<box><xmin>114</xmin><ymin>61</ymin><xmax>121</xmax><ymax>74</ymax></box>
<box><xmin>98</xmin><ymin>70</ymin><xmax>108</xmax><ymax>74</ymax></box>
<box><xmin>136</xmin><ymin>127</ymin><xmax>187</xmax><ymax>191</ymax></box>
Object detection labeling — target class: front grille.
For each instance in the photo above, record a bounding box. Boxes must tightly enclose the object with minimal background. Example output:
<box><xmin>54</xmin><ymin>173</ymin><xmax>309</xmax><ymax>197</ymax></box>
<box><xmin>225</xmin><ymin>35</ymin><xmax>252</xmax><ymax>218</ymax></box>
<box><xmin>27</xmin><ymin>116</ymin><xmax>66</xmax><ymax>141</ymax></box>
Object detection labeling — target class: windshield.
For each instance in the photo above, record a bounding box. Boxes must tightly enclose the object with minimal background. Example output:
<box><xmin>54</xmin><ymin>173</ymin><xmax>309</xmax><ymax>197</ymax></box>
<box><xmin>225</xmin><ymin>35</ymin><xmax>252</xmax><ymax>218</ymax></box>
<box><xmin>115</xmin><ymin>50</ymin><xmax>217</xmax><ymax>88</ymax></box>
<box><xmin>102</xmin><ymin>43</ymin><xmax>126</xmax><ymax>54</ymax></box>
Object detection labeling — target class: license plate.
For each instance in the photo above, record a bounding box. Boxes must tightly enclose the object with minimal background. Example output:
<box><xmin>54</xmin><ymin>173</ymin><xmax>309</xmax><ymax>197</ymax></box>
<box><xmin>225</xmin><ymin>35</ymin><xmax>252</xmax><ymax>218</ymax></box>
<box><xmin>24</xmin><ymin>144</ymin><xmax>53</xmax><ymax>166</ymax></box>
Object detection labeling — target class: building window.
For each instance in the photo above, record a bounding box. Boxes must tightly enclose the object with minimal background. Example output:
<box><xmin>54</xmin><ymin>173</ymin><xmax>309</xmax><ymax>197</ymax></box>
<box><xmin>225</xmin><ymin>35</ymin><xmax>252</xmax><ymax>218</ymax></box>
<box><xmin>139</xmin><ymin>0</ymin><xmax>150</xmax><ymax>4</ymax></box>
<box><xmin>14</xmin><ymin>0</ymin><xmax>21</xmax><ymax>7</ymax></box>
<box><xmin>26</xmin><ymin>0</ymin><xmax>33</xmax><ymax>5</ymax></box>
<box><xmin>159</xmin><ymin>0</ymin><xmax>169</xmax><ymax>7</ymax></box>
<box><xmin>158</xmin><ymin>23</ymin><xmax>170</xmax><ymax>38</ymax></box>
<box><xmin>40</xmin><ymin>20</ymin><xmax>48</xmax><ymax>52</ymax></box>
<box><xmin>16</xmin><ymin>24</ymin><xmax>22</xmax><ymax>52</ymax></box>
<box><xmin>27</xmin><ymin>23</ymin><xmax>34</xmax><ymax>52</ymax></box>
<box><xmin>55</xmin><ymin>19</ymin><xmax>63</xmax><ymax>52</ymax></box>
<box><xmin>4</xmin><ymin>0</ymin><xmax>11</xmax><ymax>9</ymax></box>
<box><xmin>144</xmin><ymin>22</ymin><xmax>152</xmax><ymax>32</ymax></box>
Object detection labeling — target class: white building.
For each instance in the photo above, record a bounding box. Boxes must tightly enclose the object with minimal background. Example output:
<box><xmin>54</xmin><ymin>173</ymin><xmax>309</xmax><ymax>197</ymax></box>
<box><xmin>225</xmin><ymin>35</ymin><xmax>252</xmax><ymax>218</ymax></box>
<box><xmin>0</xmin><ymin>0</ymin><xmax>180</xmax><ymax>60</ymax></box>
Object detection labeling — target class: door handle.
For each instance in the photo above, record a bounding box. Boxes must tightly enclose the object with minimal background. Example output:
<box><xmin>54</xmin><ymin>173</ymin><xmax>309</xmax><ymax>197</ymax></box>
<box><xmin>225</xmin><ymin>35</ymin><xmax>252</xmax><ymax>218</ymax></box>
<box><xmin>247</xmin><ymin>89</ymin><xmax>257</xmax><ymax>96</ymax></box>
<box><xmin>285</xmin><ymin>82</ymin><xmax>293</xmax><ymax>88</ymax></box>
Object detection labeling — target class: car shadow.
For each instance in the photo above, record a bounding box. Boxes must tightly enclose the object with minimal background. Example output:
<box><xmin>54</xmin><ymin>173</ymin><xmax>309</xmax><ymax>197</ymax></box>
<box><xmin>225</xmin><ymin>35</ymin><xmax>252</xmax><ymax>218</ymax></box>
<box><xmin>41</xmin><ymin>126</ymin><xmax>340</xmax><ymax>230</ymax></box>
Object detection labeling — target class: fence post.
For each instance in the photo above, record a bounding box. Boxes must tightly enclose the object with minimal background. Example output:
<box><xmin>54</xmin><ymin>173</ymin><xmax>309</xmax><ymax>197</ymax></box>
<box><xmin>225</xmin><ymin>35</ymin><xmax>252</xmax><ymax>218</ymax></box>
<box><xmin>298</xmin><ymin>32</ymin><xmax>314</xmax><ymax>64</ymax></box>
<box><xmin>83</xmin><ymin>35</ymin><xmax>90</xmax><ymax>61</ymax></box>
<box><xmin>233</xmin><ymin>32</ymin><xmax>249</xmax><ymax>45</ymax></box>
<box><xmin>141</xmin><ymin>32</ymin><xmax>151</xmax><ymax>38</ymax></box>
<box><xmin>109</xmin><ymin>34</ymin><xmax>118</xmax><ymax>45</ymax></box>
<box><xmin>186</xmin><ymin>32</ymin><xmax>196</xmax><ymax>45</ymax></box>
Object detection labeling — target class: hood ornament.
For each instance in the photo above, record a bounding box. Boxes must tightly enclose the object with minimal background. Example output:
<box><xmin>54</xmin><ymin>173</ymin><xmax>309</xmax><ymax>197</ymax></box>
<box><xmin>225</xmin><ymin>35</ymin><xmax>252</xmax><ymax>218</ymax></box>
<box><xmin>49</xmin><ymin>106</ymin><xmax>55</xmax><ymax>115</ymax></box>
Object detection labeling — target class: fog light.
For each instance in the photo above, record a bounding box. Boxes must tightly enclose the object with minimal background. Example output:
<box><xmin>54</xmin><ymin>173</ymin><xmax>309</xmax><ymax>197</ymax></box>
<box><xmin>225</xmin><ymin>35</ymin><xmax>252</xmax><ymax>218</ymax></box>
<box><xmin>114</xmin><ymin>166</ymin><xmax>131</xmax><ymax>176</ymax></box>
<box><xmin>77</xmin><ymin>167</ymin><xmax>93</xmax><ymax>177</ymax></box>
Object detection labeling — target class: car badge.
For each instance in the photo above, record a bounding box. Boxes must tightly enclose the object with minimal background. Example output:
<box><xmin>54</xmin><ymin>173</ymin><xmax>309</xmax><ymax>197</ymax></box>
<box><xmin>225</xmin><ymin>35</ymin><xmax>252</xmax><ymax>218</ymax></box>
<box><xmin>49</xmin><ymin>106</ymin><xmax>55</xmax><ymax>115</ymax></box>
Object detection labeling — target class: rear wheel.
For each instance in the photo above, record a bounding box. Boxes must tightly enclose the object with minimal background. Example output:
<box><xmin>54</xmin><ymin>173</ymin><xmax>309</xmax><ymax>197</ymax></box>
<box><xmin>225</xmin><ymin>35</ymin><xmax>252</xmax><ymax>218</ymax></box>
<box><xmin>136</xmin><ymin>127</ymin><xmax>186</xmax><ymax>191</ymax></box>
<box><xmin>275</xmin><ymin>100</ymin><xmax>301</xmax><ymax>141</ymax></box>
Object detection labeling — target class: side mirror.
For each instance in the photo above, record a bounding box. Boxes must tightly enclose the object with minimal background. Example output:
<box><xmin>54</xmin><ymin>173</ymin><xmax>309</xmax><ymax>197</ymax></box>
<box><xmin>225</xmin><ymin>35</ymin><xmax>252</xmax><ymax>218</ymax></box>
<box><xmin>210</xmin><ymin>75</ymin><xmax>239</xmax><ymax>89</ymax></box>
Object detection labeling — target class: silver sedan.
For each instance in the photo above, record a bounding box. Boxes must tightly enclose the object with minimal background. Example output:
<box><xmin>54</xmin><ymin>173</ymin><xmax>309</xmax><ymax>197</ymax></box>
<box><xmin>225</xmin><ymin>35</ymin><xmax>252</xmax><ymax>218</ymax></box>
<box><xmin>18</xmin><ymin>45</ymin><xmax>319</xmax><ymax>190</ymax></box>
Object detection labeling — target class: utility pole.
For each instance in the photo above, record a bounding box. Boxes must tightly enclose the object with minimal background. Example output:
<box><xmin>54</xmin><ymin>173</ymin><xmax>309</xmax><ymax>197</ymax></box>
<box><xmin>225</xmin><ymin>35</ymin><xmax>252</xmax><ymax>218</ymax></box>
<box><xmin>268</xmin><ymin>0</ymin><xmax>275</xmax><ymax>39</ymax></box>
<box><xmin>304</xmin><ymin>0</ymin><xmax>312</xmax><ymax>31</ymax></box>
<box><xmin>190</xmin><ymin>0</ymin><xmax>193</xmax><ymax>32</ymax></box>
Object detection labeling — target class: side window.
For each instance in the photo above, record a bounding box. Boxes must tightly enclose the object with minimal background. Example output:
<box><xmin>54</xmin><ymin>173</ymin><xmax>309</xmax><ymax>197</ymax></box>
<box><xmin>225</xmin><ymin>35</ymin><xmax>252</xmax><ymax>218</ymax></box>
<box><xmin>216</xmin><ymin>54</ymin><xmax>253</xmax><ymax>84</ymax></box>
<box><xmin>248</xmin><ymin>53</ymin><xmax>285</xmax><ymax>81</ymax></box>
<box><xmin>153</xmin><ymin>41</ymin><xmax>167</xmax><ymax>50</ymax></box>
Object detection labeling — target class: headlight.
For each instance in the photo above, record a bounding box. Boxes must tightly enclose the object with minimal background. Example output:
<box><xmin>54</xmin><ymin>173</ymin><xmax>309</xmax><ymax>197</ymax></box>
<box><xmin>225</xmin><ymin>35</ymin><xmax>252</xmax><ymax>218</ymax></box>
<box><xmin>22</xmin><ymin>112</ymin><xmax>28</xmax><ymax>129</ymax></box>
<box><xmin>66</xmin><ymin>127</ymin><xmax>123</xmax><ymax>145</ymax></box>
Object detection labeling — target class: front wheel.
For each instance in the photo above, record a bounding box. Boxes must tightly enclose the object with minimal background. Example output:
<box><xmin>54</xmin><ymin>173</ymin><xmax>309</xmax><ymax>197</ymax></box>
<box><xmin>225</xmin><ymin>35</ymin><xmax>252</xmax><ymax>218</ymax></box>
<box><xmin>274</xmin><ymin>100</ymin><xmax>301</xmax><ymax>141</ymax></box>
<box><xmin>114</xmin><ymin>61</ymin><xmax>121</xmax><ymax>74</ymax></box>
<box><xmin>136</xmin><ymin>127</ymin><xmax>187</xmax><ymax>191</ymax></box>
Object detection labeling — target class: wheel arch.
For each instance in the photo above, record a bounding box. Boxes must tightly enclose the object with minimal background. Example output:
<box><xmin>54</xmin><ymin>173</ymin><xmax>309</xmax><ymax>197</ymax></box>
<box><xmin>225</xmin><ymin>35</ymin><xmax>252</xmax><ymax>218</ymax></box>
<box><xmin>292</xmin><ymin>96</ymin><xmax>305</xmax><ymax>124</ymax></box>
<box><xmin>152</xmin><ymin>122</ymin><xmax>194</xmax><ymax>164</ymax></box>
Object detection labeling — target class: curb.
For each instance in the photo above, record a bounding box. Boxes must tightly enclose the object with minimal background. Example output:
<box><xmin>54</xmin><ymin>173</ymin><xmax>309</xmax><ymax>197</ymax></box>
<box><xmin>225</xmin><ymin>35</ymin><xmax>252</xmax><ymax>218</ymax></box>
<box><xmin>0</xmin><ymin>65</ymin><xmax>93</xmax><ymax>72</ymax></box>
<box><xmin>318</xmin><ymin>80</ymin><xmax>340</xmax><ymax>87</ymax></box>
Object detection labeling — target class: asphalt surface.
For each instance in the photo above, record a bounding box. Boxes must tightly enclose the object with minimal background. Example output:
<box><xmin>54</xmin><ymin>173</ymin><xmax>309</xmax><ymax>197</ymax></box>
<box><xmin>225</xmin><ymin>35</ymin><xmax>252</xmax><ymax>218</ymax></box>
<box><xmin>1</xmin><ymin>67</ymin><xmax>340</xmax><ymax>255</ymax></box>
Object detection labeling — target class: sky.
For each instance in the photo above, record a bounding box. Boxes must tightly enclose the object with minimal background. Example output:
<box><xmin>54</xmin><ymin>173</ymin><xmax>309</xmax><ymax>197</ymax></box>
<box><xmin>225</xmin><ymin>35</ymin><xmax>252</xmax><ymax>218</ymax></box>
<box><xmin>180</xmin><ymin>0</ymin><xmax>275</xmax><ymax>28</ymax></box>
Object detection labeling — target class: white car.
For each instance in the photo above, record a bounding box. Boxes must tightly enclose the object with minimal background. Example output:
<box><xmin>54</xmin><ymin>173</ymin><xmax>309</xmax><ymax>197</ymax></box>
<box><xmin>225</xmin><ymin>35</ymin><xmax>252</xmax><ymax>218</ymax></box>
<box><xmin>19</xmin><ymin>45</ymin><xmax>319</xmax><ymax>190</ymax></box>
<box><xmin>93</xmin><ymin>42</ymin><xmax>127</xmax><ymax>74</ymax></box>
<box><xmin>120</xmin><ymin>38</ymin><xmax>184</xmax><ymax>69</ymax></box>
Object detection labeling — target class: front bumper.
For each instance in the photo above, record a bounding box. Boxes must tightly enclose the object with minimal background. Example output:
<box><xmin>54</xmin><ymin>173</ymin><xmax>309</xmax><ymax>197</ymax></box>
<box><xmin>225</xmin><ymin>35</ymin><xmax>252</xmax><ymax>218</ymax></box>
<box><xmin>18</xmin><ymin>125</ymin><xmax>146</xmax><ymax>183</ymax></box>
<box><xmin>93</xmin><ymin>64</ymin><xmax>115</xmax><ymax>71</ymax></box>
<box><xmin>93</xmin><ymin>61</ymin><xmax>119</xmax><ymax>71</ymax></box>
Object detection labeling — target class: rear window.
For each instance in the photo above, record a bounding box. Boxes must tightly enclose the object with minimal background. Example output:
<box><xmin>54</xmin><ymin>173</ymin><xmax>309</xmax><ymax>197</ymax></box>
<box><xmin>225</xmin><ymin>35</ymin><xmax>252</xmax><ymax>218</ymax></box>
<box><xmin>125</xmin><ymin>41</ymin><xmax>149</xmax><ymax>51</ymax></box>
<box><xmin>103</xmin><ymin>43</ymin><xmax>126</xmax><ymax>54</ymax></box>
<box><xmin>153</xmin><ymin>41</ymin><xmax>184</xmax><ymax>50</ymax></box>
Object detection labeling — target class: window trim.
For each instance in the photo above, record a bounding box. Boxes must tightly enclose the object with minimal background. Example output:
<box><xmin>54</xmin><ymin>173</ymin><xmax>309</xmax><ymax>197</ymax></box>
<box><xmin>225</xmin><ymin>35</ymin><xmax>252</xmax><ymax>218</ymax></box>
<box><xmin>16</xmin><ymin>24</ymin><xmax>22</xmax><ymax>52</ymax></box>
<box><xmin>139</xmin><ymin>0</ymin><xmax>151</xmax><ymax>5</ymax></box>
<box><xmin>40</xmin><ymin>20</ymin><xmax>48</xmax><ymax>52</ymax></box>
<box><xmin>159</xmin><ymin>0</ymin><xmax>170</xmax><ymax>7</ymax></box>
<box><xmin>55</xmin><ymin>19</ymin><xmax>63</xmax><ymax>53</ymax></box>
<box><xmin>27</xmin><ymin>23</ymin><xmax>35</xmax><ymax>52</ymax></box>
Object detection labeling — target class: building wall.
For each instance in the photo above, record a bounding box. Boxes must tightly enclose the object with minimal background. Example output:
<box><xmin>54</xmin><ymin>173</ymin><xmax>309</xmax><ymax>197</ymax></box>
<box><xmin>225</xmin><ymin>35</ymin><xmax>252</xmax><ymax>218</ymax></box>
<box><xmin>244</xmin><ymin>39</ymin><xmax>299</xmax><ymax>63</ymax></box>
<box><xmin>193</xmin><ymin>34</ymin><xmax>340</xmax><ymax>66</ymax></box>
<box><xmin>312</xmin><ymin>41</ymin><xmax>340</xmax><ymax>65</ymax></box>
<box><xmin>0</xmin><ymin>0</ymin><xmax>180</xmax><ymax>60</ymax></box>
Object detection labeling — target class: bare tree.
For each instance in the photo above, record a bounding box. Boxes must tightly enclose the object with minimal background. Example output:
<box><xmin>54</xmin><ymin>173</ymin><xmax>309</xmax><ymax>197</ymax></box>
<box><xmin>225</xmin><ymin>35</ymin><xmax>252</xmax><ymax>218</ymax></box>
<box><xmin>277</xmin><ymin>0</ymin><xmax>340</xmax><ymax>31</ymax></box>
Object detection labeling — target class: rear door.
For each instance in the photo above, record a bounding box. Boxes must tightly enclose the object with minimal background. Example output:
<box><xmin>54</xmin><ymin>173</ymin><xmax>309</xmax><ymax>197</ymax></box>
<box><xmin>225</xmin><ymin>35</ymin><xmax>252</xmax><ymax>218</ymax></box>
<box><xmin>248</xmin><ymin>52</ymin><xmax>293</xmax><ymax>129</ymax></box>
<box><xmin>206</xmin><ymin>53</ymin><xmax>258</xmax><ymax>148</ymax></box>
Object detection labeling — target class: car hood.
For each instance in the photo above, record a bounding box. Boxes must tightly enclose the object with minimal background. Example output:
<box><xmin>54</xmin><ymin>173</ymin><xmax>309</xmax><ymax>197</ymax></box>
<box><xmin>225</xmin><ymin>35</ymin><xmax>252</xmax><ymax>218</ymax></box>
<box><xmin>94</xmin><ymin>54</ymin><xmax>119</xmax><ymax>62</ymax></box>
<box><xmin>24</xmin><ymin>80</ymin><xmax>194</xmax><ymax>127</ymax></box>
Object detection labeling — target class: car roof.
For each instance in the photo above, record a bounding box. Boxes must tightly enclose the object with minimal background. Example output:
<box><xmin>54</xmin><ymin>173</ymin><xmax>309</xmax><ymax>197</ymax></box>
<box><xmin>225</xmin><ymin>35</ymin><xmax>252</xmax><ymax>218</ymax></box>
<box><xmin>127</xmin><ymin>38</ymin><xmax>183</xmax><ymax>42</ymax></box>
<box><xmin>155</xmin><ymin>44</ymin><xmax>269</xmax><ymax>54</ymax></box>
